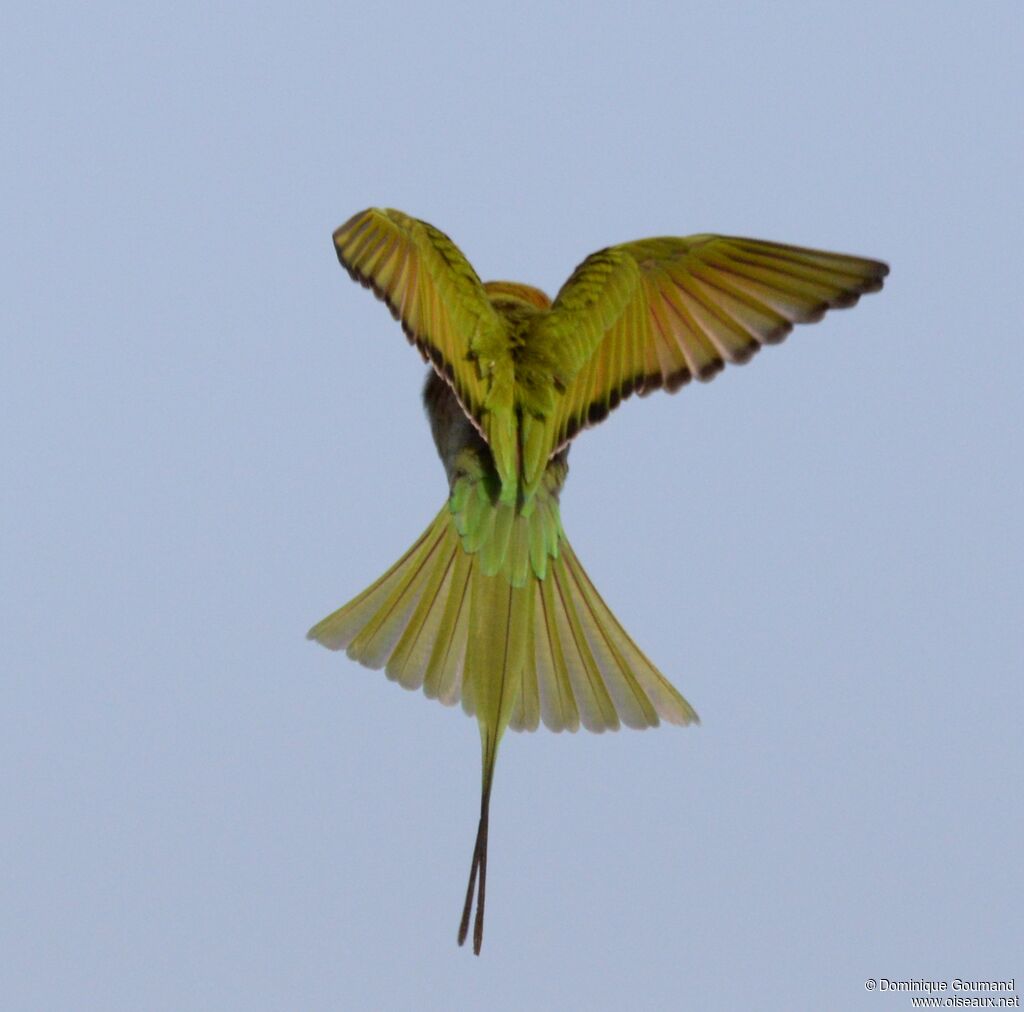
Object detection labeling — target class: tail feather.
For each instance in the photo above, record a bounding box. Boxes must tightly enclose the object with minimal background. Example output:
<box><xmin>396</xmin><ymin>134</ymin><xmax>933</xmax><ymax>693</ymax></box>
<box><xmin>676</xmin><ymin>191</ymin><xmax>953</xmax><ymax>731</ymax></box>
<box><xmin>348</xmin><ymin>524</ymin><xmax>448</xmax><ymax>670</ymax></box>
<box><xmin>308</xmin><ymin>503</ymin><xmax>698</xmax><ymax>731</ymax></box>
<box><xmin>530</xmin><ymin>577</ymin><xmax>580</xmax><ymax>731</ymax></box>
<box><xmin>307</xmin><ymin>522</ymin><xmax>438</xmax><ymax>651</ymax></box>
<box><xmin>560</xmin><ymin>540</ymin><xmax>699</xmax><ymax>728</ymax></box>
<box><xmin>387</xmin><ymin>539</ymin><xmax>460</xmax><ymax>690</ymax></box>
<box><xmin>422</xmin><ymin>548</ymin><xmax>472</xmax><ymax>705</ymax></box>
<box><xmin>457</xmin><ymin>728</ymin><xmax>497</xmax><ymax>955</ymax></box>
<box><xmin>559</xmin><ymin>545</ymin><xmax>659</xmax><ymax>728</ymax></box>
<box><xmin>549</xmin><ymin>557</ymin><xmax>621</xmax><ymax>730</ymax></box>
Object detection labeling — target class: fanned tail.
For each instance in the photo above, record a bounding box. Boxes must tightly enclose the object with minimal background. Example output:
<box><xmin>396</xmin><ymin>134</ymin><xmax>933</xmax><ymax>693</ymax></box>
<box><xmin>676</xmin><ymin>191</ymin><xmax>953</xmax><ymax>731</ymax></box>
<box><xmin>308</xmin><ymin>493</ymin><xmax>698</xmax><ymax>954</ymax></box>
<box><xmin>307</xmin><ymin>501</ymin><xmax>697</xmax><ymax>732</ymax></box>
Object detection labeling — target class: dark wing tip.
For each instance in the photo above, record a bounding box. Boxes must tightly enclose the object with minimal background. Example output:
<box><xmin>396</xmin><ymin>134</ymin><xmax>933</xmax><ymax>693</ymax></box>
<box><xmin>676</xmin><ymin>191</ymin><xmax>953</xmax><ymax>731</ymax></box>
<box><xmin>800</xmin><ymin>302</ymin><xmax>830</xmax><ymax>324</ymax></box>
<box><xmin>332</xmin><ymin>207</ymin><xmax>378</xmax><ymax>250</ymax></box>
<box><xmin>761</xmin><ymin>320</ymin><xmax>794</xmax><ymax>346</ymax></box>
<box><xmin>830</xmin><ymin>290</ymin><xmax>861</xmax><ymax>309</ymax></box>
<box><xmin>727</xmin><ymin>339</ymin><xmax>761</xmax><ymax>365</ymax></box>
<box><xmin>663</xmin><ymin>368</ymin><xmax>693</xmax><ymax>393</ymax></box>
<box><xmin>695</xmin><ymin>358</ymin><xmax>727</xmax><ymax>383</ymax></box>
<box><xmin>346</xmin><ymin>263</ymin><xmax>404</xmax><ymax>325</ymax></box>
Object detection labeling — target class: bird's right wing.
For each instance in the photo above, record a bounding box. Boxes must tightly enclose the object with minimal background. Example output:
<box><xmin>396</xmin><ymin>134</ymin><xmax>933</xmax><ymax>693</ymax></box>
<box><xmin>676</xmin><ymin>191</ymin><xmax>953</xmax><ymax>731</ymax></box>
<box><xmin>530</xmin><ymin>235</ymin><xmax>889</xmax><ymax>456</ymax></box>
<box><xmin>333</xmin><ymin>208</ymin><xmax>518</xmax><ymax>487</ymax></box>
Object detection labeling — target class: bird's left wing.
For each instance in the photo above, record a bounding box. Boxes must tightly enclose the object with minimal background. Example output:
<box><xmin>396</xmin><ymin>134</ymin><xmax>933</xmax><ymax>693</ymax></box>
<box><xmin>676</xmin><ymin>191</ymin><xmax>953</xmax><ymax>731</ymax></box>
<box><xmin>526</xmin><ymin>235</ymin><xmax>888</xmax><ymax>461</ymax></box>
<box><xmin>333</xmin><ymin>208</ymin><xmax>518</xmax><ymax>485</ymax></box>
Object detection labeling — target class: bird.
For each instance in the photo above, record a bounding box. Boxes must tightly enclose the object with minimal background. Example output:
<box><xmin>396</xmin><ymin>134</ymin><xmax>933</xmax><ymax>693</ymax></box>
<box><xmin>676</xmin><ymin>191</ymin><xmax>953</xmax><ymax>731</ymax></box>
<box><xmin>308</xmin><ymin>207</ymin><xmax>888</xmax><ymax>954</ymax></box>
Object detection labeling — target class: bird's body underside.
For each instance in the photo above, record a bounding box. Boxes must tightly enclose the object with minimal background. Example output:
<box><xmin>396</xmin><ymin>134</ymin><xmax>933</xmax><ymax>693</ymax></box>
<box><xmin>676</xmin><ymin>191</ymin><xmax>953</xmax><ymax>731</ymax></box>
<box><xmin>308</xmin><ymin>207</ymin><xmax>888</xmax><ymax>953</ymax></box>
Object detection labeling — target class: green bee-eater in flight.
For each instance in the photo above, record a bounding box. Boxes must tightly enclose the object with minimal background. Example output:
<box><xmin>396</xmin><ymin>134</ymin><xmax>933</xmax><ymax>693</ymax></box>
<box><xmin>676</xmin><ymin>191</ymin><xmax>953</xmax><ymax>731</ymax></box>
<box><xmin>309</xmin><ymin>208</ymin><xmax>888</xmax><ymax>954</ymax></box>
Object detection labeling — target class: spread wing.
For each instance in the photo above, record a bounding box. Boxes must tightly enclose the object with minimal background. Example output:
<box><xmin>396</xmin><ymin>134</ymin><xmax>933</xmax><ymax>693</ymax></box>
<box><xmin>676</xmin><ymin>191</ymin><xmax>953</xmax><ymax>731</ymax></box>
<box><xmin>332</xmin><ymin>208</ymin><xmax>518</xmax><ymax>483</ymax></box>
<box><xmin>532</xmin><ymin>235</ymin><xmax>889</xmax><ymax>454</ymax></box>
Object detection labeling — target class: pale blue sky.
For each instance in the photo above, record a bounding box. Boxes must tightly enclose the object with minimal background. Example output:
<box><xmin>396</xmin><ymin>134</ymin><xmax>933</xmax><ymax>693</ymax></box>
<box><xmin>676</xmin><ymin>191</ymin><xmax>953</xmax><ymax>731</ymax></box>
<box><xmin>3</xmin><ymin>3</ymin><xmax>1022</xmax><ymax>1010</ymax></box>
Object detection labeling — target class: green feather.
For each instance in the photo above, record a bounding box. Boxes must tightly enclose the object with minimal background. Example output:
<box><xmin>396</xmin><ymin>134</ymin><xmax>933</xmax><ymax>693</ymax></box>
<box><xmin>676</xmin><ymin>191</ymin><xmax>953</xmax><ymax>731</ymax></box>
<box><xmin>317</xmin><ymin>208</ymin><xmax>887</xmax><ymax>953</ymax></box>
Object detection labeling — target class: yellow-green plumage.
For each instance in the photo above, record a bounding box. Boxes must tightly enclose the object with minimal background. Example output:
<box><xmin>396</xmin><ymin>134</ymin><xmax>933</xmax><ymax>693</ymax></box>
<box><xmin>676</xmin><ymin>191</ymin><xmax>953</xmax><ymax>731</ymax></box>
<box><xmin>309</xmin><ymin>207</ymin><xmax>888</xmax><ymax>954</ymax></box>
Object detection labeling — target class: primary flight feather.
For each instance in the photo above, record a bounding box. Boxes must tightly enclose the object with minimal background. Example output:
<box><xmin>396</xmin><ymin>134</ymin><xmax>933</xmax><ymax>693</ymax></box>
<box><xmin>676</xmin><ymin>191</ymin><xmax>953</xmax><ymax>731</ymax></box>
<box><xmin>309</xmin><ymin>207</ymin><xmax>888</xmax><ymax>954</ymax></box>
